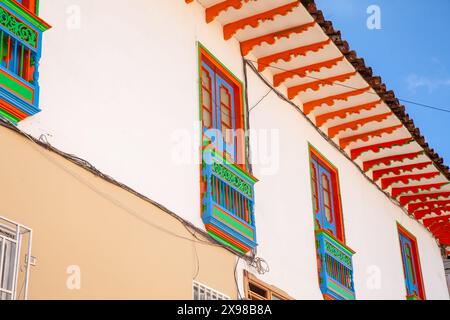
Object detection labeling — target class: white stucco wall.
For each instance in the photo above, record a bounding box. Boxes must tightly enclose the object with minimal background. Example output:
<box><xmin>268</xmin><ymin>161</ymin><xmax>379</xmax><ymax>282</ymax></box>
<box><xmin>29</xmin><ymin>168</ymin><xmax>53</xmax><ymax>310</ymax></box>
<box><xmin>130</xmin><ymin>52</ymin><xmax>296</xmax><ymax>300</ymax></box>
<box><xmin>18</xmin><ymin>0</ymin><xmax>449</xmax><ymax>300</ymax></box>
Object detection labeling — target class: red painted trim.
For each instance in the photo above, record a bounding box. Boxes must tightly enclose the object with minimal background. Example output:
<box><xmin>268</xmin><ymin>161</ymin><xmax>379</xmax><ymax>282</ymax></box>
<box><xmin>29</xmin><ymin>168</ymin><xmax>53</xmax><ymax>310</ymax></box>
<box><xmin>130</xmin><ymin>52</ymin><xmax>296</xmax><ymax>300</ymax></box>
<box><xmin>351</xmin><ymin>138</ymin><xmax>412</xmax><ymax>160</ymax></box>
<box><xmin>273</xmin><ymin>56</ymin><xmax>344</xmax><ymax>87</ymax></box>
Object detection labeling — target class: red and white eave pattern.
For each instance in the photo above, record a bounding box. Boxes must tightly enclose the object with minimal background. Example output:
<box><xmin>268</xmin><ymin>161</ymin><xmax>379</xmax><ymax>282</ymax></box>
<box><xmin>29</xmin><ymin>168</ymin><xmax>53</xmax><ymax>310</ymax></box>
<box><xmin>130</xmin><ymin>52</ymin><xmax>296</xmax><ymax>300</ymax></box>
<box><xmin>186</xmin><ymin>0</ymin><xmax>450</xmax><ymax>247</ymax></box>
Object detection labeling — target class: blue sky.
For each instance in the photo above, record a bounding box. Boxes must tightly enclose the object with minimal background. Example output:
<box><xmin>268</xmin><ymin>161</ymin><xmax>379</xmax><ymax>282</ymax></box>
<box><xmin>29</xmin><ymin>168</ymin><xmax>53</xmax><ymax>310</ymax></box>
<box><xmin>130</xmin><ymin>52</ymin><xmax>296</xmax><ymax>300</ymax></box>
<box><xmin>316</xmin><ymin>0</ymin><xmax>450</xmax><ymax>166</ymax></box>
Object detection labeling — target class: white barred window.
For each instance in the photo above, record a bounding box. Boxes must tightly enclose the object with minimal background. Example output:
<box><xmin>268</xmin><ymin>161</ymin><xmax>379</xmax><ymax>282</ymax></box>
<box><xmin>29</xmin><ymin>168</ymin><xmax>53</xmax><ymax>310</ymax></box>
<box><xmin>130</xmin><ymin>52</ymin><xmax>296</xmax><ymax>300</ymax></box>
<box><xmin>193</xmin><ymin>281</ymin><xmax>230</xmax><ymax>300</ymax></box>
<box><xmin>0</xmin><ymin>216</ymin><xmax>32</xmax><ymax>300</ymax></box>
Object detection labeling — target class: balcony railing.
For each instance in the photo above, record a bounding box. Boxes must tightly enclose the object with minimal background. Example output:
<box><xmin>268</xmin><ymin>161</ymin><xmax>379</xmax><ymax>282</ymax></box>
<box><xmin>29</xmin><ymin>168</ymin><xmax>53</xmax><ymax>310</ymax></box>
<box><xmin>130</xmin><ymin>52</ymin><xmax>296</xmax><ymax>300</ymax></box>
<box><xmin>202</xmin><ymin>147</ymin><xmax>257</xmax><ymax>253</ymax></box>
<box><xmin>316</xmin><ymin>230</ymin><xmax>356</xmax><ymax>300</ymax></box>
<box><xmin>1</xmin><ymin>29</ymin><xmax>37</xmax><ymax>85</ymax></box>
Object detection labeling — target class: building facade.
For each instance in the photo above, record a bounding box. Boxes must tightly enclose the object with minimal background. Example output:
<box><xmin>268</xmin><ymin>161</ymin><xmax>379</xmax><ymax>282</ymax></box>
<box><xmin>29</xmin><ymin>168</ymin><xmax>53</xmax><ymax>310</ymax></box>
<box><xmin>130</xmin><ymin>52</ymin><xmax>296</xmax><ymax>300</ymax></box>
<box><xmin>0</xmin><ymin>0</ymin><xmax>449</xmax><ymax>300</ymax></box>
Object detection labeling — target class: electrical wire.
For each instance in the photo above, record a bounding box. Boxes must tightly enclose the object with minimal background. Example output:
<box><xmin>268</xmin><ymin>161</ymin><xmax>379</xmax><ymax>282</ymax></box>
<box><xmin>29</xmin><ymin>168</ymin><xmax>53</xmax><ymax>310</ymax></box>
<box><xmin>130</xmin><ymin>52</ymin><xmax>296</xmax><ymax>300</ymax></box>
<box><xmin>245</xmin><ymin>59</ymin><xmax>450</xmax><ymax>114</ymax></box>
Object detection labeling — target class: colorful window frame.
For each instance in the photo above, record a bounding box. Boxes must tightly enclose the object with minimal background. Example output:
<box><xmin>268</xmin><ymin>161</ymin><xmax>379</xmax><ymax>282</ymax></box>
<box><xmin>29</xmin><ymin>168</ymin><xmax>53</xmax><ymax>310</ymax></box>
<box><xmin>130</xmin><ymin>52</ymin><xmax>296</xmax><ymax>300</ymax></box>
<box><xmin>198</xmin><ymin>43</ymin><xmax>257</xmax><ymax>254</ymax></box>
<box><xmin>198</xmin><ymin>43</ymin><xmax>247</xmax><ymax>167</ymax></box>
<box><xmin>308</xmin><ymin>145</ymin><xmax>345</xmax><ymax>242</ymax></box>
<box><xmin>397</xmin><ymin>223</ymin><xmax>426</xmax><ymax>300</ymax></box>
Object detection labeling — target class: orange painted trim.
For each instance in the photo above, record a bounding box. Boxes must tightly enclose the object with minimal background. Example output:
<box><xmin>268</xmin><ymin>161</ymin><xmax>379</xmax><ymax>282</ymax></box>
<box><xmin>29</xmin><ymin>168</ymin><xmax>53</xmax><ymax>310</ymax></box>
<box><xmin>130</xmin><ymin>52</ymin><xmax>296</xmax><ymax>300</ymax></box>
<box><xmin>415</xmin><ymin>205</ymin><xmax>450</xmax><ymax>219</ymax></box>
<box><xmin>408</xmin><ymin>200</ymin><xmax>450</xmax><ymax>214</ymax></box>
<box><xmin>185</xmin><ymin>0</ymin><xmax>194</xmax><ymax>3</ymax></box>
<box><xmin>372</xmin><ymin>161</ymin><xmax>432</xmax><ymax>181</ymax></box>
<box><xmin>240</xmin><ymin>21</ymin><xmax>316</xmax><ymax>56</ymax></box>
<box><xmin>206</xmin><ymin>0</ymin><xmax>249</xmax><ymax>23</ymax></box>
<box><xmin>381</xmin><ymin>172</ymin><xmax>441</xmax><ymax>190</ymax></box>
<box><xmin>350</xmin><ymin>137</ymin><xmax>412</xmax><ymax>160</ymax></box>
<box><xmin>399</xmin><ymin>192</ymin><xmax>450</xmax><ymax>206</ymax></box>
<box><xmin>288</xmin><ymin>72</ymin><xmax>357</xmax><ymax>99</ymax></box>
<box><xmin>223</xmin><ymin>1</ymin><xmax>300</xmax><ymax>40</ymax></box>
<box><xmin>206</xmin><ymin>224</ymin><xmax>250</xmax><ymax>252</ymax></box>
<box><xmin>0</xmin><ymin>99</ymin><xmax>28</xmax><ymax>120</ymax></box>
<box><xmin>391</xmin><ymin>182</ymin><xmax>448</xmax><ymax>198</ymax></box>
<box><xmin>258</xmin><ymin>39</ymin><xmax>331</xmax><ymax>72</ymax></box>
<box><xmin>316</xmin><ymin>99</ymin><xmax>381</xmax><ymax>127</ymax></box>
<box><xmin>273</xmin><ymin>56</ymin><xmax>344</xmax><ymax>87</ymax></box>
<box><xmin>309</xmin><ymin>145</ymin><xmax>346</xmax><ymax>243</ymax></box>
<box><xmin>303</xmin><ymin>86</ymin><xmax>370</xmax><ymax>115</ymax></box>
<box><xmin>362</xmin><ymin>151</ymin><xmax>422</xmax><ymax>172</ymax></box>
<box><xmin>328</xmin><ymin>112</ymin><xmax>392</xmax><ymax>139</ymax></box>
<box><xmin>339</xmin><ymin>124</ymin><xmax>402</xmax><ymax>149</ymax></box>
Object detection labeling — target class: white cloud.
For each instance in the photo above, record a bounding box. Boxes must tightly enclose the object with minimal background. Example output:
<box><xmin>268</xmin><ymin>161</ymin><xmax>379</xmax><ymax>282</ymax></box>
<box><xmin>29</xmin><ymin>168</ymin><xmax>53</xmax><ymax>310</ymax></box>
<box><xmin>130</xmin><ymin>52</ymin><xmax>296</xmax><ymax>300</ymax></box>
<box><xmin>406</xmin><ymin>74</ymin><xmax>450</xmax><ymax>93</ymax></box>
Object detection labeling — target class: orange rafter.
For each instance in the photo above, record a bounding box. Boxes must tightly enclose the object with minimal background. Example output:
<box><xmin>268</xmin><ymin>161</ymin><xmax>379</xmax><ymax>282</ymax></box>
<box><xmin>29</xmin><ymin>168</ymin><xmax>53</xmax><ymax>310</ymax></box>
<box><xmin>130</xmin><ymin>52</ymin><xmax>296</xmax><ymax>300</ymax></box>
<box><xmin>391</xmin><ymin>182</ymin><xmax>448</xmax><ymax>198</ymax></box>
<box><xmin>399</xmin><ymin>192</ymin><xmax>450</xmax><ymax>206</ymax></box>
<box><xmin>372</xmin><ymin>161</ymin><xmax>432</xmax><ymax>181</ymax></box>
<box><xmin>328</xmin><ymin>112</ymin><xmax>392</xmax><ymax>139</ymax></box>
<box><xmin>223</xmin><ymin>1</ymin><xmax>300</xmax><ymax>40</ymax></box>
<box><xmin>316</xmin><ymin>100</ymin><xmax>382</xmax><ymax>127</ymax></box>
<box><xmin>350</xmin><ymin>137</ymin><xmax>412</xmax><ymax>160</ymax></box>
<box><xmin>273</xmin><ymin>56</ymin><xmax>344</xmax><ymax>87</ymax></box>
<box><xmin>362</xmin><ymin>151</ymin><xmax>422</xmax><ymax>172</ymax></box>
<box><xmin>185</xmin><ymin>0</ymin><xmax>194</xmax><ymax>3</ymax></box>
<box><xmin>258</xmin><ymin>39</ymin><xmax>331</xmax><ymax>72</ymax></box>
<box><xmin>303</xmin><ymin>86</ymin><xmax>370</xmax><ymax>115</ymax></box>
<box><xmin>240</xmin><ymin>22</ymin><xmax>316</xmax><ymax>56</ymax></box>
<box><xmin>414</xmin><ymin>205</ymin><xmax>450</xmax><ymax>220</ymax></box>
<box><xmin>381</xmin><ymin>172</ymin><xmax>441</xmax><ymax>189</ymax></box>
<box><xmin>288</xmin><ymin>72</ymin><xmax>357</xmax><ymax>99</ymax></box>
<box><xmin>339</xmin><ymin>124</ymin><xmax>402</xmax><ymax>149</ymax></box>
<box><xmin>423</xmin><ymin>215</ymin><xmax>450</xmax><ymax>229</ymax></box>
<box><xmin>206</xmin><ymin>0</ymin><xmax>250</xmax><ymax>23</ymax></box>
<box><xmin>409</xmin><ymin>200</ymin><xmax>450</xmax><ymax>215</ymax></box>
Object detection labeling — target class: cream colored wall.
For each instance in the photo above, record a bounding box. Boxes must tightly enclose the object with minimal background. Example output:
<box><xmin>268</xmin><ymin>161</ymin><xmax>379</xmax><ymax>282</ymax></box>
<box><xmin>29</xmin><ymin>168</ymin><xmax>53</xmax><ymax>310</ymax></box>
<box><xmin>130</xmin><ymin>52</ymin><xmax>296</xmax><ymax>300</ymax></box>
<box><xmin>0</xmin><ymin>125</ymin><xmax>237</xmax><ymax>300</ymax></box>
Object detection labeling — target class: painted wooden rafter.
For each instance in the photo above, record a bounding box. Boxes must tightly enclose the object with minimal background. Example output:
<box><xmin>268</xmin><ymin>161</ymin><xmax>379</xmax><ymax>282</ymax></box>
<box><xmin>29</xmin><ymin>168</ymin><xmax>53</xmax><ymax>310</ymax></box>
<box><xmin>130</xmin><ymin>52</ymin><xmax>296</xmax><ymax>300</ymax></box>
<box><xmin>372</xmin><ymin>161</ymin><xmax>432</xmax><ymax>181</ymax></box>
<box><xmin>399</xmin><ymin>192</ymin><xmax>450</xmax><ymax>206</ymax></box>
<box><xmin>409</xmin><ymin>200</ymin><xmax>450</xmax><ymax>215</ymax></box>
<box><xmin>363</xmin><ymin>151</ymin><xmax>423</xmax><ymax>172</ymax></box>
<box><xmin>206</xmin><ymin>0</ymin><xmax>251</xmax><ymax>23</ymax></box>
<box><xmin>328</xmin><ymin>112</ymin><xmax>392</xmax><ymax>139</ymax></box>
<box><xmin>303</xmin><ymin>86</ymin><xmax>371</xmax><ymax>115</ymax></box>
<box><xmin>223</xmin><ymin>1</ymin><xmax>300</xmax><ymax>40</ymax></box>
<box><xmin>391</xmin><ymin>182</ymin><xmax>448</xmax><ymax>198</ymax></box>
<box><xmin>316</xmin><ymin>100</ymin><xmax>382</xmax><ymax>127</ymax></box>
<box><xmin>258</xmin><ymin>39</ymin><xmax>331</xmax><ymax>72</ymax></box>
<box><xmin>381</xmin><ymin>172</ymin><xmax>441</xmax><ymax>190</ymax></box>
<box><xmin>340</xmin><ymin>124</ymin><xmax>403</xmax><ymax>150</ymax></box>
<box><xmin>273</xmin><ymin>56</ymin><xmax>344</xmax><ymax>87</ymax></box>
<box><xmin>414</xmin><ymin>206</ymin><xmax>450</xmax><ymax>220</ymax></box>
<box><xmin>240</xmin><ymin>21</ymin><xmax>316</xmax><ymax>56</ymax></box>
<box><xmin>350</xmin><ymin>138</ymin><xmax>413</xmax><ymax>160</ymax></box>
<box><xmin>288</xmin><ymin>72</ymin><xmax>357</xmax><ymax>99</ymax></box>
<box><xmin>424</xmin><ymin>215</ymin><xmax>450</xmax><ymax>229</ymax></box>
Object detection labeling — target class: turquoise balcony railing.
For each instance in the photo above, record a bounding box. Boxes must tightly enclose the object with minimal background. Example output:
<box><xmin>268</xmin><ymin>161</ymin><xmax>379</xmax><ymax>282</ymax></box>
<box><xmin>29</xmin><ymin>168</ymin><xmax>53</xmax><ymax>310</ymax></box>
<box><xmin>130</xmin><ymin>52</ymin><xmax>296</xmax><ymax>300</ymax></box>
<box><xmin>316</xmin><ymin>230</ymin><xmax>356</xmax><ymax>300</ymax></box>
